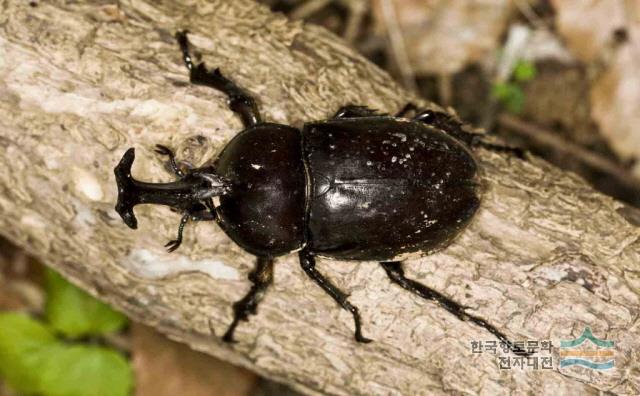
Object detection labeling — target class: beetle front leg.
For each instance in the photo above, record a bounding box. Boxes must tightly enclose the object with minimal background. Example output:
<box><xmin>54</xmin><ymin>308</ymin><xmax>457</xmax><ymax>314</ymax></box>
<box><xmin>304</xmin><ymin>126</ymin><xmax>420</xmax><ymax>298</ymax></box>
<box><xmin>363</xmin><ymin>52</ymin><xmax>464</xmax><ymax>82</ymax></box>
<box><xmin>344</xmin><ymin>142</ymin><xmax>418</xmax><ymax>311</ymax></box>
<box><xmin>222</xmin><ymin>257</ymin><xmax>274</xmax><ymax>343</ymax></box>
<box><xmin>164</xmin><ymin>206</ymin><xmax>216</xmax><ymax>253</ymax></box>
<box><xmin>176</xmin><ymin>31</ymin><xmax>261</xmax><ymax>127</ymax></box>
<box><xmin>299</xmin><ymin>249</ymin><xmax>372</xmax><ymax>343</ymax></box>
<box><xmin>154</xmin><ymin>144</ymin><xmax>186</xmax><ymax>177</ymax></box>
<box><xmin>164</xmin><ymin>213</ymin><xmax>189</xmax><ymax>252</ymax></box>
<box><xmin>380</xmin><ymin>261</ymin><xmax>530</xmax><ymax>356</ymax></box>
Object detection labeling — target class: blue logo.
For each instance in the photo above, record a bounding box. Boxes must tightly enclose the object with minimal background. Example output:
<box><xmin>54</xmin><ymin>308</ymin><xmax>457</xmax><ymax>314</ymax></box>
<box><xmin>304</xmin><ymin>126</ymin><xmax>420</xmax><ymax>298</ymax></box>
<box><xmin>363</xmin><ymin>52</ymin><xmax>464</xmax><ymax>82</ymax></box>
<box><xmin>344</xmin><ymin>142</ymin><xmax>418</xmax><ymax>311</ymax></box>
<box><xmin>559</xmin><ymin>327</ymin><xmax>614</xmax><ymax>370</ymax></box>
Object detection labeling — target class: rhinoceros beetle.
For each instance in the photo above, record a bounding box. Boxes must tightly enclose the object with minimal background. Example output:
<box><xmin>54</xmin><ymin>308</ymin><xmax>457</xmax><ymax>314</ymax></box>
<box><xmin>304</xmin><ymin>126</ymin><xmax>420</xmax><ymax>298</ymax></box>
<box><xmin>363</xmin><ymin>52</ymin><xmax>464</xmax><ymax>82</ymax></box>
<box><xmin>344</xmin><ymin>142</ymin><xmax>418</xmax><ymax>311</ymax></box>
<box><xmin>114</xmin><ymin>31</ymin><xmax>528</xmax><ymax>355</ymax></box>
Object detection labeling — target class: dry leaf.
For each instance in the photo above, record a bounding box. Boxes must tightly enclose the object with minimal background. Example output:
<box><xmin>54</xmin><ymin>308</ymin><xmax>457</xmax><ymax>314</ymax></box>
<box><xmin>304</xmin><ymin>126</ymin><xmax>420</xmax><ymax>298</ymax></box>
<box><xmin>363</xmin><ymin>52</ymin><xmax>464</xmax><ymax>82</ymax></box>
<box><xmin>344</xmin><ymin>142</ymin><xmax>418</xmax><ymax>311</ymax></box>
<box><xmin>551</xmin><ymin>0</ymin><xmax>628</xmax><ymax>62</ymax></box>
<box><xmin>552</xmin><ymin>0</ymin><xmax>640</xmax><ymax>167</ymax></box>
<box><xmin>373</xmin><ymin>0</ymin><xmax>513</xmax><ymax>74</ymax></box>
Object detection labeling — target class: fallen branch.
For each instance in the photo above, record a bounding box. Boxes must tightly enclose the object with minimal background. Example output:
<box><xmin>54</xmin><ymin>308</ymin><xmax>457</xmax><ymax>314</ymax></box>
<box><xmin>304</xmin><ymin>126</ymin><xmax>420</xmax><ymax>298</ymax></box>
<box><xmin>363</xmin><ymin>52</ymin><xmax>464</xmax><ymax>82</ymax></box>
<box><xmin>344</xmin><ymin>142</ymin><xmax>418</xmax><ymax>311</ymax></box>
<box><xmin>0</xmin><ymin>0</ymin><xmax>639</xmax><ymax>394</ymax></box>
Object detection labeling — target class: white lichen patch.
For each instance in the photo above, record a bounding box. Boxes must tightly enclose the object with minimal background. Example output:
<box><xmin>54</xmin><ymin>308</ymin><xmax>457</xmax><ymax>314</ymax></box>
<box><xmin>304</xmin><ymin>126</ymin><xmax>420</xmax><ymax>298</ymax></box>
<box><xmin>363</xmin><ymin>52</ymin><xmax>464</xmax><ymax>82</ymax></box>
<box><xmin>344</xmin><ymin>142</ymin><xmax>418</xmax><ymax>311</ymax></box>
<box><xmin>43</xmin><ymin>156</ymin><xmax>60</xmax><ymax>170</ymax></box>
<box><xmin>123</xmin><ymin>249</ymin><xmax>240</xmax><ymax>280</ymax></box>
<box><xmin>476</xmin><ymin>210</ymin><xmax>555</xmax><ymax>258</ymax></box>
<box><xmin>534</xmin><ymin>266</ymin><xmax>567</xmax><ymax>282</ymax></box>
<box><xmin>72</xmin><ymin>167</ymin><xmax>104</xmax><ymax>201</ymax></box>
<box><xmin>10</xmin><ymin>77</ymin><xmax>187</xmax><ymax>125</ymax></box>
<box><xmin>20</xmin><ymin>213</ymin><xmax>46</xmax><ymax>229</ymax></box>
<box><xmin>129</xmin><ymin>99</ymin><xmax>190</xmax><ymax>125</ymax></box>
<box><xmin>269</xmin><ymin>107</ymin><xmax>287</xmax><ymax>122</ymax></box>
<box><xmin>129</xmin><ymin>99</ymin><xmax>167</xmax><ymax>117</ymax></box>
<box><xmin>72</xmin><ymin>200</ymin><xmax>96</xmax><ymax>227</ymax></box>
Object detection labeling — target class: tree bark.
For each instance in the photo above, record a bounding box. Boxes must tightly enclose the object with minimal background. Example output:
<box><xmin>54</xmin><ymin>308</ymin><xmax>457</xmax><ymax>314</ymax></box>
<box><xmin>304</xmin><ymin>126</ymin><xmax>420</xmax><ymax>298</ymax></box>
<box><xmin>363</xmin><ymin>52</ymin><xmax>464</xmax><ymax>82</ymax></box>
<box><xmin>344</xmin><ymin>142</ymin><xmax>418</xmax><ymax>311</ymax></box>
<box><xmin>1</xmin><ymin>1</ymin><xmax>639</xmax><ymax>394</ymax></box>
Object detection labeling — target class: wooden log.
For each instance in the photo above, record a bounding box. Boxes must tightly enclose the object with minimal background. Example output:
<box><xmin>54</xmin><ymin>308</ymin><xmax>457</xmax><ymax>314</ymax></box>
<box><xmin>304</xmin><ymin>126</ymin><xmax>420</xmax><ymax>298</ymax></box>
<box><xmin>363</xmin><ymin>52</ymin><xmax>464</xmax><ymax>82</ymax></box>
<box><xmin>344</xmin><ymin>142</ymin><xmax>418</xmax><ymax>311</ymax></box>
<box><xmin>0</xmin><ymin>0</ymin><xmax>638</xmax><ymax>394</ymax></box>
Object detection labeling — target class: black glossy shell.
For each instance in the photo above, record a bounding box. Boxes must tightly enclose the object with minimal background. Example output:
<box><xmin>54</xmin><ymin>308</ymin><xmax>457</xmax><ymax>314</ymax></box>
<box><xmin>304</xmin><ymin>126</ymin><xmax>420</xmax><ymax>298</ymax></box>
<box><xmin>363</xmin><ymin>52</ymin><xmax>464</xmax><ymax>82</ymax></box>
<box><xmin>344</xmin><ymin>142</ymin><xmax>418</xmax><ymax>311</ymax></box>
<box><xmin>214</xmin><ymin>123</ymin><xmax>306</xmax><ymax>256</ymax></box>
<box><xmin>303</xmin><ymin>117</ymin><xmax>480</xmax><ymax>261</ymax></box>
<box><xmin>213</xmin><ymin>117</ymin><xmax>480</xmax><ymax>260</ymax></box>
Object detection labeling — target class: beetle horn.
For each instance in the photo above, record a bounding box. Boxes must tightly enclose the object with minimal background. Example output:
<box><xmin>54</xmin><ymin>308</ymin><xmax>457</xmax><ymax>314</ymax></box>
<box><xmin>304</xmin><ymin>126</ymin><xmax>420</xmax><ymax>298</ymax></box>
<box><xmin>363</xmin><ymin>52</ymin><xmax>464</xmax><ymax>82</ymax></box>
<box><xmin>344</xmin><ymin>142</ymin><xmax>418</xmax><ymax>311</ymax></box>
<box><xmin>114</xmin><ymin>148</ymin><xmax>229</xmax><ymax>230</ymax></box>
<box><xmin>114</xmin><ymin>148</ymin><xmax>141</xmax><ymax>229</ymax></box>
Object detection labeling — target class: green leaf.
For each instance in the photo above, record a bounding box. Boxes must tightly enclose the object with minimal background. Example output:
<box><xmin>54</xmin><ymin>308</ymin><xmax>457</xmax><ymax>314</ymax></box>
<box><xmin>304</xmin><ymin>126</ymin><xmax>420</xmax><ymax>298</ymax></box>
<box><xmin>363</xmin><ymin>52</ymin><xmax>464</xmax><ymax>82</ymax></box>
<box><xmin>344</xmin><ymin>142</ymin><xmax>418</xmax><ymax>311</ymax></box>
<box><xmin>0</xmin><ymin>313</ymin><xmax>133</xmax><ymax>396</ymax></box>
<box><xmin>45</xmin><ymin>269</ymin><xmax>127</xmax><ymax>338</ymax></box>
<box><xmin>38</xmin><ymin>344</ymin><xmax>133</xmax><ymax>396</ymax></box>
<box><xmin>492</xmin><ymin>82</ymin><xmax>525</xmax><ymax>114</ymax></box>
<box><xmin>513</xmin><ymin>60</ymin><xmax>537</xmax><ymax>82</ymax></box>
<box><xmin>0</xmin><ymin>313</ymin><xmax>57</xmax><ymax>394</ymax></box>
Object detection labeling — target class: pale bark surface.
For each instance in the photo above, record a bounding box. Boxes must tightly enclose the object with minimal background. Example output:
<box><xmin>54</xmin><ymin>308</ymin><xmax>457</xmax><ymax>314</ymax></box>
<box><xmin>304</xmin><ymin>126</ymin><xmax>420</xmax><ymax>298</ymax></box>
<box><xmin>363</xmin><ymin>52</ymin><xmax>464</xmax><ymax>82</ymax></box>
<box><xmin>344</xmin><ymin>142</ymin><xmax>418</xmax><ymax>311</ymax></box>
<box><xmin>1</xmin><ymin>1</ymin><xmax>639</xmax><ymax>394</ymax></box>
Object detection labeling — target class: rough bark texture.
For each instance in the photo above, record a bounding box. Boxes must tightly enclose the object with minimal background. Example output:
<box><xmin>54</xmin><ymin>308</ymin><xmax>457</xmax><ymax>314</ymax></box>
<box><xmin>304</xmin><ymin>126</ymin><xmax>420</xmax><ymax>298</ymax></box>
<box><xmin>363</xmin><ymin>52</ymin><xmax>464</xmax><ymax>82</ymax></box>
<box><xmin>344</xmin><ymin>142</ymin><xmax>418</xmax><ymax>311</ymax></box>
<box><xmin>1</xmin><ymin>1</ymin><xmax>639</xmax><ymax>394</ymax></box>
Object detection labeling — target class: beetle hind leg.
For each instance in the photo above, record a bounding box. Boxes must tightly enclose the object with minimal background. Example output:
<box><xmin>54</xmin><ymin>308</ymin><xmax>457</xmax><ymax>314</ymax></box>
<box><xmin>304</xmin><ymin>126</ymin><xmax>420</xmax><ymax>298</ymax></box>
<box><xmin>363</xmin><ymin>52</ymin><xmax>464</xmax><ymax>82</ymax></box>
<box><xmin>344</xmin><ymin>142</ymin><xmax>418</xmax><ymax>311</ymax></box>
<box><xmin>412</xmin><ymin>109</ymin><xmax>525</xmax><ymax>159</ymax></box>
<box><xmin>299</xmin><ymin>249</ymin><xmax>372</xmax><ymax>343</ymax></box>
<box><xmin>380</xmin><ymin>261</ymin><xmax>530</xmax><ymax>356</ymax></box>
<box><xmin>176</xmin><ymin>31</ymin><xmax>261</xmax><ymax>127</ymax></box>
<box><xmin>222</xmin><ymin>257</ymin><xmax>274</xmax><ymax>343</ymax></box>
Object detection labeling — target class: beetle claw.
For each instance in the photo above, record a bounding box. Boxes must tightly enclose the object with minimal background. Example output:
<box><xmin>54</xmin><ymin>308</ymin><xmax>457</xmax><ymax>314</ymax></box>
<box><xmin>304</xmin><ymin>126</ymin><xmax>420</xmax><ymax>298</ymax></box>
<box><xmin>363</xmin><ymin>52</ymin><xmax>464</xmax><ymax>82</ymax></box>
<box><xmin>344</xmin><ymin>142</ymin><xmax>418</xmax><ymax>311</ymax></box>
<box><xmin>222</xmin><ymin>319</ymin><xmax>239</xmax><ymax>343</ymax></box>
<box><xmin>222</xmin><ymin>333</ymin><xmax>237</xmax><ymax>344</ymax></box>
<box><xmin>355</xmin><ymin>333</ymin><xmax>373</xmax><ymax>343</ymax></box>
<box><xmin>165</xmin><ymin>239</ymin><xmax>182</xmax><ymax>253</ymax></box>
<box><xmin>154</xmin><ymin>144</ymin><xmax>172</xmax><ymax>156</ymax></box>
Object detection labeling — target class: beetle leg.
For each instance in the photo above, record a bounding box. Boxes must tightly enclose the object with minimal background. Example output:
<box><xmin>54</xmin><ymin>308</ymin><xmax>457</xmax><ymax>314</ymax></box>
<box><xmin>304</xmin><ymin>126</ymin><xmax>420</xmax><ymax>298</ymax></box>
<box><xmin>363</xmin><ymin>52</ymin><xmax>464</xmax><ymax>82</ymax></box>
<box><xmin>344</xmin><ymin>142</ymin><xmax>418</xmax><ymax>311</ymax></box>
<box><xmin>299</xmin><ymin>249</ymin><xmax>372</xmax><ymax>343</ymax></box>
<box><xmin>164</xmin><ymin>203</ymin><xmax>218</xmax><ymax>252</ymax></box>
<box><xmin>395</xmin><ymin>102</ymin><xmax>419</xmax><ymax>118</ymax></box>
<box><xmin>176</xmin><ymin>31</ymin><xmax>261</xmax><ymax>127</ymax></box>
<box><xmin>154</xmin><ymin>144</ymin><xmax>186</xmax><ymax>178</ymax></box>
<box><xmin>332</xmin><ymin>105</ymin><xmax>382</xmax><ymax>119</ymax></box>
<box><xmin>222</xmin><ymin>257</ymin><xmax>274</xmax><ymax>343</ymax></box>
<box><xmin>413</xmin><ymin>109</ymin><xmax>467</xmax><ymax>139</ymax></box>
<box><xmin>203</xmin><ymin>198</ymin><xmax>217</xmax><ymax>220</ymax></box>
<box><xmin>189</xmin><ymin>204</ymin><xmax>217</xmax><ymax>222</ymax></box>
<box><xmin>413</xmin><ymin>109</ymin><xmax>525</xmax><ymax>159</ymax></box>
<box><xmin>380</xmin><ymin>261</ymin><xmax>530</xmax><ymax>356</ymax></box>
<box><xmin>164</xmin><ymin>213</ymin><xmax>190</xmax><ymax>253</ymax></box>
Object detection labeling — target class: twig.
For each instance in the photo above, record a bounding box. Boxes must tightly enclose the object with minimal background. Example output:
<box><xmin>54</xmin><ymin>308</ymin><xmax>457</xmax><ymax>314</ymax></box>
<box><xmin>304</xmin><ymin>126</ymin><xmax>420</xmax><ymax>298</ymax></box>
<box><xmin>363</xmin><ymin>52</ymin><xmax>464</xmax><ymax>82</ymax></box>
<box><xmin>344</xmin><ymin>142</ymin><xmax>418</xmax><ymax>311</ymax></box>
<box><xmin>340</xmin><ymin>0</ymin><xmax>367</xmax><ymax>43</ymax></box>
<box><xmin>291</xmin><ymin>0</ymin><xmax>332</xmax><ymax>20</ymax></box>
<box><xmin>379</xmin><ymin>0</ymin><xmax>417</xmax><ymax>92</ymax></box>
<box><xmin>498</xmin><ymin>113</ymin><xmax>640</xmax><ymax>195</ymax></box>
<box><xmin>513</xmin><ymin>0</ymin><xmax>547</xmax><ymax>29</ymax></box>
